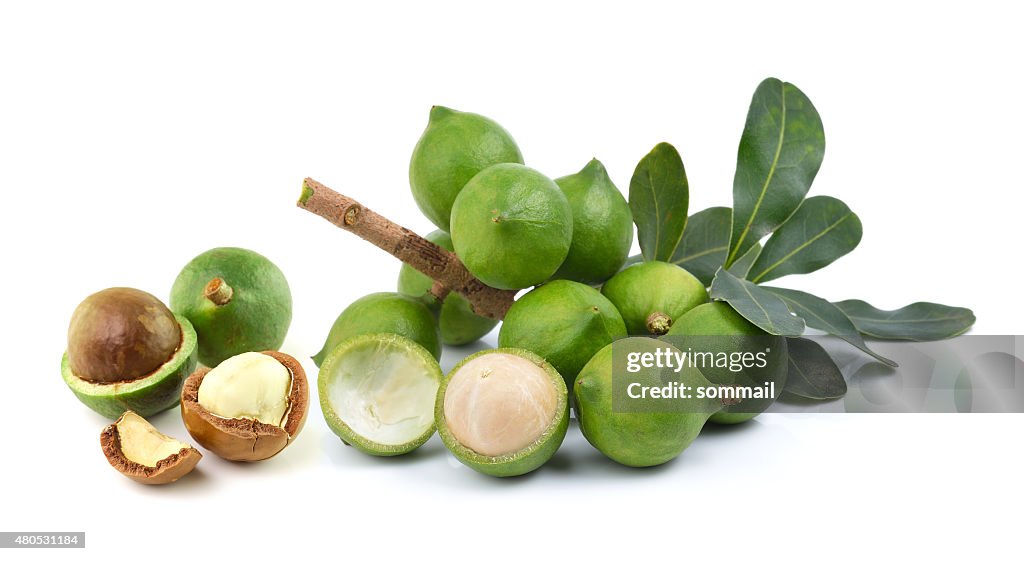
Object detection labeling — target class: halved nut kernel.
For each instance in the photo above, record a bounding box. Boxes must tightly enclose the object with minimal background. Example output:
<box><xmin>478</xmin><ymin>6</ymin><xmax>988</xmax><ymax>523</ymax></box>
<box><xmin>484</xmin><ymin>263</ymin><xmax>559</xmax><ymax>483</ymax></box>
<box><xmin>444</xmin><ymin>352</ymin><xmax>558</xmax><ymax>457</ymax></box>
<box><xmin>435</xmin><ymin>348</ymin><xmax>569</xmax><ymax>477</ymax></box>
<box><xmin>181</xmin><ymin>350</ymin><xmax>308</xmax><ymax>461</ymax></box>
<box><xmin>100</xmin><ymin>410</ymin><xmax>201</xmax><ymax>485</ymax></box>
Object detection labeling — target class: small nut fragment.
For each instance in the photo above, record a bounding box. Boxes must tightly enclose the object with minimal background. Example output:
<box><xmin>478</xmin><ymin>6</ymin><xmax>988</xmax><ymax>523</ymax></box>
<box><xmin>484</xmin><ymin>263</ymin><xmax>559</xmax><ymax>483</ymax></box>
<box><xmin>181</xmin><ymin>350</ymin><xmax>308</xmax><ymax>461</ymax></box>
<box><xmin>100</xmin><ymin>411</ymin><xmax>201</xmax><ymax>485</ymax></box>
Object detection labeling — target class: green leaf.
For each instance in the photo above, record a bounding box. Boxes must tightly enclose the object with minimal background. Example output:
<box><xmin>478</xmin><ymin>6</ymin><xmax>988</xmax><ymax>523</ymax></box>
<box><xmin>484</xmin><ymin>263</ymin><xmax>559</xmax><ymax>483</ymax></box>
<box><xmin>833</xmin><ymin>300</ymin><xmax>976</xmax><ymax>341</ymax></box>
<box><xmin>784</xmin><ymin>338</ymin><xmax>847</xmax><ymax>399</ymax></box>
<box><xmin>629</xmin><ymin>142</ymin><xmax>689</xmax><ymax>262</ymax></box>
<box><xmin>726</xmin><ymin>243</ymin><xmax>761</xmax><ymax>279</ymax></box>
<box><xmin>764</xmin><ymin>287</ymin><xmax>897</xmax><ymax>367</ymax></box>
<box><xmin>709</xmin><ymin>268</ymin><xmax>805</xmax><ymax>336</ymax></box>
<box><xmin>748</xmin><ymin>196</ymin><xmax>862</xmax><ymax>283</ymax></box>
<box><xmin>669</xmin><ymin>206</ymin><xmax>730</xmax><ymax>285</ymax></box>
<box><xmin>727</xmin><ymin>78</ymin><xmax>825</xmax><ymax>267</ymax></box>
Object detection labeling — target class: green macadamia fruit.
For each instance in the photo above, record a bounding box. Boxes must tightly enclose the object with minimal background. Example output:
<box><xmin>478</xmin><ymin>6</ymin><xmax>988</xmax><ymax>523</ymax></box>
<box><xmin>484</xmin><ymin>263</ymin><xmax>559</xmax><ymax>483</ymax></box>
<box><xmin>450</xmin><ymin>163</ymin><xmax>573</xmax><ymax>290</ymax></box>
<box><xmin>574</xmin><ymin>338</ymin><xmax>721</xmax><ymax>467</ymax></box>
<box><xmin>170</xmin><ymin>247</ymin><xmax>292</xmax><ymax>367</ymax></box>
<box><xmin>666</xmin><ymin>302</ymin><xmax>788</xmax><ymax>424</ymax></box>
<box><xmin>552</xmin><ymin>159</ymin><xmax>634</xmax><ymax>285</ymax></box>
<box><xmin>601</xmin><ymin>261</ymin><xmax>708</xmax><ymax>335</ymax></box>
<box><xmin>312</xmin><ymin>292</ymin><xmax>441</xmax><ymax>366</ymax></box>
<box><xmin>409</xmin><ymin>106</ymin><xmax>524</xmax><ymax>231</ymax></box>
<box><xmin>498</xmin><ymin>280</ymin><xmax>626</xmax><ymax>388</ymax></box>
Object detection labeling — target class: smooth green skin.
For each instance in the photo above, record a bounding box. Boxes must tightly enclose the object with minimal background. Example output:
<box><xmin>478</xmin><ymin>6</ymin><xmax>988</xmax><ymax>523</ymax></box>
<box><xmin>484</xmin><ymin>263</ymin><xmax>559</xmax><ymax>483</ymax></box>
<box><xmin>450</xmin><ymin>163</ymin><xmax>573</xmax><ymax>290</ymax></box>
<box><xmin>552</xmin><ymin>159</ymin><xmax>634</xmax><ymax>285</ymax></box>
<box><xmin>601</xmin><ymin>261</ymin><xmax>708</xmax><ymax>335</ymax></box>
<box><xmin>667</xmin><ymin>302</ymin><xmax>788</xmax><ymax>424</ymax></box>
<box><xmin>409</xmin><ymin>106</ymin><xmax>524</xmax><ymax>231</ymax></box>
<box><xmin>498</xmin><ymin>280</ymin><xmax>626</xmax><ymax>389</ymax></box>
<box><xmin>319</xmin><ymin>333</ymin><xmax>443</xmax><ymax>456</ymax></box>
<box><xmin>396</xmin><ymin>230</ymin><xmax>498</xmax><ymax>345</ymax></box>
<box><xmin>573</xmin><ymin>338</ymin><xmax>718</xmax><ymax>467</ymax></box>
<box><xmin>61</xmin><ymin>315</ymin><xmax>198</xmax><ymax>419</ymax></box>
<box><xmin>313</xmin><ymin>293</ymin><xmax>441</xmax><ymax>367</ymax></box>
<box><xmin>170</xmin><ymin>247</ymin><xmax>291</xmax><ymax>367</ymax></box>
<box><xmin>435</xmin><ymin>348</ymin><xmax>569</xmax><ymax>477</ymax></box>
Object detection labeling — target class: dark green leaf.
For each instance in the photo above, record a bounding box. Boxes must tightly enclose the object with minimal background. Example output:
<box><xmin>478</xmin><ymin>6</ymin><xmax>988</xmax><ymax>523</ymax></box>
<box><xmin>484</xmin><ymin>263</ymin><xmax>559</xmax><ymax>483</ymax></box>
<box><xmin>709</xmin><ymin>268</ymin><xmax>805</xmax><ymax>336</ymax></box>
<box><xmin>784</xmin><ymin>338</ymin><xmax>847</xmax><ymax>399</ymax></box>
<box><xmin>748</xmin><ymin>196</ymin><xmax>862</xmax><ymax>283</ymax></box>
<box><xmin>669</xmin><ymin>206</ymin><xmax>730</xmax><ymax>285</ymax></box>
<box><xmin>726</xmin><ymin>243</ymin><xmax>761</xmax><ymax>279</ymax></box>
<box><xmin>764</xmin><ymin>287</ymin><xmax>897</xmax><ymax>367</ymax></box>
<box><xmin>727</xmin><ymin>78</ymin><xmax>825</xmax><ymax>267</ymax></box>
<box><xmin>629</xmin><ymin>142</ymin><xmax>689</xmax><ymax>262</ymax></box>
<box><xmin>833</xmin><ymin>300</ymin><xmax>976</xmax><ymax>341</ymax></box>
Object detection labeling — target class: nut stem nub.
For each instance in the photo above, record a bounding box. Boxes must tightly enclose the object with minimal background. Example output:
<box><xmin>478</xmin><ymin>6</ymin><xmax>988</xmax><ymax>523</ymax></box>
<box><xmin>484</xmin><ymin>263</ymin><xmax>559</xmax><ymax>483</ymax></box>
<box><xmin>645</xmin><ymin>311</ymin><xmax>673</xmax><ymax>336</ymax></box>
<box><xmin>204</xmin><ymin>278</ymin><xmax>233</xmax><ymax>306</ymax></box>
<box><xmin>719</xmin><ymin>385</ymin><xmax>744</xmax><ymax>407</ymax></box>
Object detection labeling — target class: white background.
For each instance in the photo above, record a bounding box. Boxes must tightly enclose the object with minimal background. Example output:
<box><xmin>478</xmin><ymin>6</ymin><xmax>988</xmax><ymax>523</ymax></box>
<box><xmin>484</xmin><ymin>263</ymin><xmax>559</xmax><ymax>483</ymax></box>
<box><xmin>1</xmin><ymin>1</ymin><xmax>1021</xmax><ymax>559</ymax></box>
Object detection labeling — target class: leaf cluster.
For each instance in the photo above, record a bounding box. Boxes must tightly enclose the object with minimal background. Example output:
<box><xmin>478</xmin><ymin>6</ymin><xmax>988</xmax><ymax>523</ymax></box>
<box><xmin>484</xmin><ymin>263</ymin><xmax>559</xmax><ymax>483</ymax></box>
<box><xmin>625</xmin><ymin>78</ymin><xmax>975</xmax><ymax>398</ymax></box>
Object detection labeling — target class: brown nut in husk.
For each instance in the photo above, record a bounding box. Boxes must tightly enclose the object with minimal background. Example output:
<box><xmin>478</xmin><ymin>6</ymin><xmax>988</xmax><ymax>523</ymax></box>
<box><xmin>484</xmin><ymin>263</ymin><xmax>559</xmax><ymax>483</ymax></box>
<box><xmin>69</xmin><ymin>287</ymin><xmax>182</xmax><ymax>384</ymax></box>
<box><xmin>100</xmin><ymin>410</ymin><xmax>202</xmax><ymax>485</ymax></box>
<box><xmin>180</xmin><ymin>350</ymin><xmax>308</xmax><ymax>461</ymax></box>
<box><xmin>62</xmin><ymin>287</ymin><xmax>199</xmax><ymax>419</ymax></box>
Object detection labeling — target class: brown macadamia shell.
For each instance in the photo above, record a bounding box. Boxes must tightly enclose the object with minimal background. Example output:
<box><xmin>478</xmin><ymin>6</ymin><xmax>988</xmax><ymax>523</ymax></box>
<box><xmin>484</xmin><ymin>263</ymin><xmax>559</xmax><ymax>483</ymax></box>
<box><xmin>100</xmin><ymin>411</ymin><xmax>201</xmax><ymax>485</ymax></box>
<box><xmin>181</xmin><ymin>351</ymin><xmax>308</xmax><ymax>461</ymax></box>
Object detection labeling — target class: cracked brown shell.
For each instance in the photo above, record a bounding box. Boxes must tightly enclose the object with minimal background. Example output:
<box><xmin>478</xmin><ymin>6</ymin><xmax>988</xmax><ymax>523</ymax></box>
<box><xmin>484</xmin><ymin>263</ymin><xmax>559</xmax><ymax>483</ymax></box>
<box><xmin>180</xmin><ymin>350</ymin><xmax>308</xmax><ymax>461</ymax></box>
<box><xmin>100</xmin><ymin>413</ymin><xmax>202</xmax><ymax>485</ymax></box>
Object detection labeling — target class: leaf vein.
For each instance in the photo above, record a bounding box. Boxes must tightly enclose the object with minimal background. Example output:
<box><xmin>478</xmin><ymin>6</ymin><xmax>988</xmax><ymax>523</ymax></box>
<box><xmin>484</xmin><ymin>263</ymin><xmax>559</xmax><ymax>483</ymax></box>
<box><xmin>672</xmin><ymin>245</ymin><xmax>728</xmax><ymax>264</ymax></box>
<box><xmin>739</xmin><ymin>279</ymin><xmax>775</xmax><ymax>331</ymax></box>
<box><xmin>729</xmin><ymin>81</ymin><xmax>788</xmax><ymax>265</ymax></box>
<box><xmin>750</xmin><ymin>212</ymin><xmax>852</xmax><ymax>282</ymax></box>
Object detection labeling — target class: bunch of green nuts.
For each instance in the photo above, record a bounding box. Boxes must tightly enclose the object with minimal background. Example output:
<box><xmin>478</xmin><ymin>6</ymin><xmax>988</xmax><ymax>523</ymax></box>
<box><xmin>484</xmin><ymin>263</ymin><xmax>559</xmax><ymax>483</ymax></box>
<box><xmin>310</xmin><ymin>106</ymin><xmax>784</xmax><ymax>477</ymax></box>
